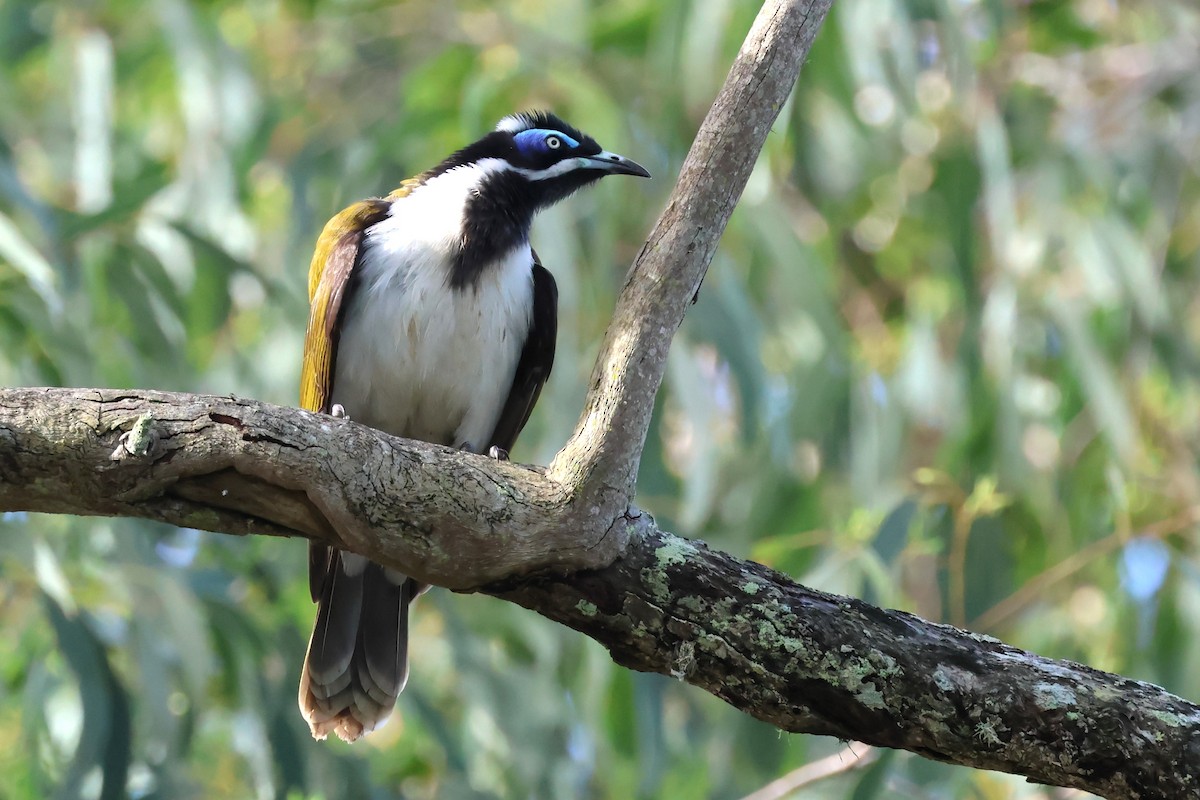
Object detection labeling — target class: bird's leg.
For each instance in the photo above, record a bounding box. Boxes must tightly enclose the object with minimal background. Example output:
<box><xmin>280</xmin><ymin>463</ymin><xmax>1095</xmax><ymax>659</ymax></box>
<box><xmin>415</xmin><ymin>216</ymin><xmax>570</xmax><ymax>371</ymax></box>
<box><xmin>331</xmin><ymin>403</ymin><xmax>349</xmax><ymax>420</ymax></box>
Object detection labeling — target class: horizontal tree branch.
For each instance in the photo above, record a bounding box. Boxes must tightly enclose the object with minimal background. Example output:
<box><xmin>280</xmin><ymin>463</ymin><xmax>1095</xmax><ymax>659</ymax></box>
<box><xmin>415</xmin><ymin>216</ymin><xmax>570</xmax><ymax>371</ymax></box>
<box><xmin>0</xmin><ymin>387</ymin><xmax>623</xmax><ymax>589</ymax></box>
<box><xmin>2</xmin><ymin>386</ymin><xmax>1198</xmax><ymax>799</ymax></box>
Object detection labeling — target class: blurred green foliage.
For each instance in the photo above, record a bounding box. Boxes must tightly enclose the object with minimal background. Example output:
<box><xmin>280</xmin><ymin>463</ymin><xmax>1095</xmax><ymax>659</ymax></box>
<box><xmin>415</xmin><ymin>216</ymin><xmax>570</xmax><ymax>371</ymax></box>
<box><xmin>1</xmin><ymin>0</ymin><xmax>1198</xmax><ymax>797</ymax></box>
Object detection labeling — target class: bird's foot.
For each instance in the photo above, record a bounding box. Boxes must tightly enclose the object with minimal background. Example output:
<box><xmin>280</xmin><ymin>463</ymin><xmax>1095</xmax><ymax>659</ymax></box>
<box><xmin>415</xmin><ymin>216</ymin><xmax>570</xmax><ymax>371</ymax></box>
<box><xmin>331</xmin><ymin>404</ymin><xmax>349</xmax><ymax>420</ymax></box>
<box><xmin>455</xmin><ymin>442</ymin><xmax>508</xmax><ymax>460</ymax></box>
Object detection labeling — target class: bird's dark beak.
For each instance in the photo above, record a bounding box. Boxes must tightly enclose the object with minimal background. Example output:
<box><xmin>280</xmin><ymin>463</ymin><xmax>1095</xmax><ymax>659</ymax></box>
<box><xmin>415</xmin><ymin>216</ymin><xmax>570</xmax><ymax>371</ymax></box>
<box><xmin>587</xmin><ymin>150</ymin><xmax>651</xmax><ymax>178</ymax></box>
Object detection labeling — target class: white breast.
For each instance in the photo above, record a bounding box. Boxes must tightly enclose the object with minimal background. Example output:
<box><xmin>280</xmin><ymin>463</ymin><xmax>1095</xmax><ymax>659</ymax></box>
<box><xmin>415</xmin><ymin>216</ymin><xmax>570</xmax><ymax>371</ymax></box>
<box><xmin>331</xmin><ymin>164</ymin><xmax>534</xmax><ymax>451</ymax></box>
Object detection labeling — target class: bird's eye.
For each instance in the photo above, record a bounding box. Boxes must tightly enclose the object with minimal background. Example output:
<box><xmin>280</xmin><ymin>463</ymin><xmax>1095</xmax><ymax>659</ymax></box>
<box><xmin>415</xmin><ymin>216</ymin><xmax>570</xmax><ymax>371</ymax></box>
<box><xmin>545</xmin><ymin>135</ymin><xmax>561</xmax><ymax>150</ymax></box>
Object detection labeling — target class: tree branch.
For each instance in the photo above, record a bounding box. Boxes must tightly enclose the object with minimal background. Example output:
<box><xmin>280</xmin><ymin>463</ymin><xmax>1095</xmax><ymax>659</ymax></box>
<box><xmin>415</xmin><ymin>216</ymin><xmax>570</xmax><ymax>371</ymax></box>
<box><xmin>0</xmin><ymin>388</ymin><xmax>616</xmax><ymax>589</ymax></box>
<box><xmin>493</xmin><ymin>528</ymin><xmax>1200</xmax><ymax>799</ymax></box>
<box><xmin>2</xmin><ymin>1</ymin><xmax>1197</xmax><ymax>797</ymax></box>
<box><xmin>2</xmin><ymin>386</ymin><xmax>1197</xmax><ymax>798</ymax></box>
<box><xmin>549</xmin><ymin>0</ymin><xmax>833</xmax><ymax>499</ymax></box>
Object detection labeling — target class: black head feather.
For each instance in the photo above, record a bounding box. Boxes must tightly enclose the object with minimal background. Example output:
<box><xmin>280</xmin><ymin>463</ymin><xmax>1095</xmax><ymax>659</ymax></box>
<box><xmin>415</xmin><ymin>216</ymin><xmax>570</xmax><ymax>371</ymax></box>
<box><xmin>420</xmin><ymin>111</ymin><xmax>603</xmax><ymax>183</ymax></box>
<box><xmin>493</xmin><ymin>110</ymin><xmax>590</xmax><ymax>145</ymax></box>
<box><xmin>411</xmin><ymin>112</ymin><xmax>636</xmax><ymax>288</ymax></box>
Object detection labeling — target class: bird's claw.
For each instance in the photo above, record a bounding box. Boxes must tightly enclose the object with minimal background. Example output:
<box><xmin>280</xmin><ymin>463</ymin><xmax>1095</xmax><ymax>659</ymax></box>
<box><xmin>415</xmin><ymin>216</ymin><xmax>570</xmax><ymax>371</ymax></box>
<box><xmin>331</xmin><ymin>404</ymin><xmax>349</xmax><ymax>420</ymax></box>
<box><xmin>487</xmin><ymin>446</ymin><xmax>509</xmax><ymax>461</ymax></box>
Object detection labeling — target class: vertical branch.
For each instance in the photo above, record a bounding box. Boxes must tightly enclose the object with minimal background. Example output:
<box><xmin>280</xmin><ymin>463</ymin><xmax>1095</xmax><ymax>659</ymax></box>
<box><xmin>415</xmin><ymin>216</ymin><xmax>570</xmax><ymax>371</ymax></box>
<box><xmin>549</xmin><ymin>0</ymin><xmax>836</xmax><ymax>498</ymax></box>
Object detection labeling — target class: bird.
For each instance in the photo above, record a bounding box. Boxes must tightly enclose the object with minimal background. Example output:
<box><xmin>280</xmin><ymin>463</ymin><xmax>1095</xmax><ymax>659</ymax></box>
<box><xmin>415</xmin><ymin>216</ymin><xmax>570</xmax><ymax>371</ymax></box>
<box><xmin>296</xmin><ymin>111</ymin><xmax>650</xmax><ymax>742</ymax></box>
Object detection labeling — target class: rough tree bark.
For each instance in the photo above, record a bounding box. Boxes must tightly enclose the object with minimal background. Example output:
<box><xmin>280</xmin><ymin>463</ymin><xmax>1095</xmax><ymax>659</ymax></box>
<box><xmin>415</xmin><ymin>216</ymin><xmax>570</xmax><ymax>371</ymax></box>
<box><xmin>0</xmin><ymin>1</ymin><xmax>1197</xmax><ymax>798</ymax></box>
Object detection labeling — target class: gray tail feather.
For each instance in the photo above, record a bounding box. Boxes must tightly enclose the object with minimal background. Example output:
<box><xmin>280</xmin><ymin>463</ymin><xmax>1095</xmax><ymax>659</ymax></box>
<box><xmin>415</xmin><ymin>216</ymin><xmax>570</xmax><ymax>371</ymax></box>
<box><xmin>299</xmin><ymin>550</ymin><xmax>419</xmax><ymax>742</ymax></box>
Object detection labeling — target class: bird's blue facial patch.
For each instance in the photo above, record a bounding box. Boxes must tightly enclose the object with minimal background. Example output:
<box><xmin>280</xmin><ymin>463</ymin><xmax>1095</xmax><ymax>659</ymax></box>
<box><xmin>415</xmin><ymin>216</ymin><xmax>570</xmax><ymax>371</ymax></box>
<box><xmin>513</xmin><ymin>128</ymin><xmax>581</xmax><ymax>156</ymax></box>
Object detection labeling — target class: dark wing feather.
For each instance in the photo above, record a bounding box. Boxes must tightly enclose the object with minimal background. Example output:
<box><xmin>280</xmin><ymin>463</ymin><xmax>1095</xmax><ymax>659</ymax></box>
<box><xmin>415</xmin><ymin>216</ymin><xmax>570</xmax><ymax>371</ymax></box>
<box><xmin>489</xmin><ymin>254</ymin><xmax>558</xmax><ymax>453</ymax></box>
<box><xmin>298</xmin><ymin>196</ymin><xmax>420</xmax><ymax>741</ymax></box>
<box><xmin>300</xmin><ymin>198</ymin><xmax>391</xmax><ymax>602</ymax></box>
<box><xmin>299</xmin><ymin>198</ymin><xmax>392</xmax><ymax>418</ymax></box>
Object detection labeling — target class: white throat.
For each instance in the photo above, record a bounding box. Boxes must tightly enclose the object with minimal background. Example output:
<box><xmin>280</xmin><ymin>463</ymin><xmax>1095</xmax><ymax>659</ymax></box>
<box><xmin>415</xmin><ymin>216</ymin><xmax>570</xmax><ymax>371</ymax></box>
<box><xmin>329</xmin><ymin>160</ymin><xmax>536</xmax><ymax>450</ymax></box>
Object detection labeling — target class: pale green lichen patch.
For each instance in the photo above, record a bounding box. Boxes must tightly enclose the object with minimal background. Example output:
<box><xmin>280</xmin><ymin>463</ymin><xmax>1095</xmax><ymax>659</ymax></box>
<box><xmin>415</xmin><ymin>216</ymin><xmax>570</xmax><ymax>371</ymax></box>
<box><xmin>812</xmin><ymin>652</ymin><xmax>895</xmax><ymax>711</ymax></box>
<box><xmin>845</xmin><ymin>656</ymin><xmax>874</xmax><ymax>683</ymax></box>
<box><xmin>867</xmin><ymin>651</ymin><xmax>901</xmax><ymax>678</ymax></box>
<box><xmin>741</xmin><ymin>581</ymin><xmax>761</xmax><ymax>595</ymax></box>
<box><xmin>655</xmin><ymin>537</ymin><xmax>697</xmax><ymax>568</ymax></box>
<box><xmin>697</xmin><ymin>633</ymin><xmax>731</xmax><ymax>661</ymax></box>
<box><xmin>1034</xmin><ymin>682</ymin><xmax>1077</xmax><ymax>710</ymax></box>
<box><xmin>714</xmin><ymin>597</ymin><xmax>737</xmax><ymax>617</ymax></box>
<box><xmin>856</xmin><ymin>683</ymin><xmax>885</xmax><ymax>710</ymax></box>
<box><xmin>974</xmin><ymin>719</ymin><xmax>1004</xmax><ymax>745</ymax></box>
<box><xmin>576</xmin><ymin>600</ymin><xmax>598</xmax><ymax>616</ymax></box>
<box><xmin>126</xmin><ymin>412</ymin><xmax>155</xmax><ymax>452</ymax></box>
<box><xmin>1148</xmin><ymin>709</ymin><xmax>1186</xmax><ymax>727</ymax></box>
<box><xmin>933</xmin><ymin>667</ymin><xmax>955</xmax><ymax>692</ymax></box>
<box><xmin>753</xmin><ymin>613</ymin><xmax>806</xmax><ymax>656</ymax></box>
<box><xmin>639</xmin><ymin>566</ymin><xmax>672</xmax><ymax>601</ymax></box>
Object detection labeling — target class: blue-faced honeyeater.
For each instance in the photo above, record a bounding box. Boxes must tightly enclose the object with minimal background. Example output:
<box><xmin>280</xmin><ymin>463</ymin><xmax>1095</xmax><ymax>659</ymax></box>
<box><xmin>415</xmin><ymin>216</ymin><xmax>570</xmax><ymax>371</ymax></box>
<box><xmin>297</xmin><ymin>112</ymin><xmax>649</xmax><ymax>742</ymax></box>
